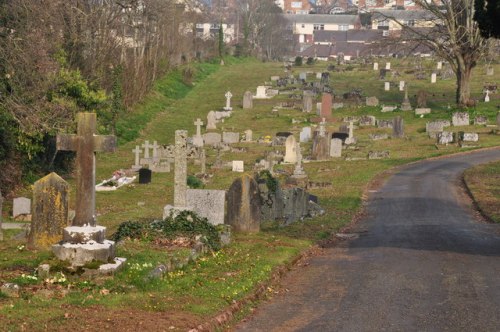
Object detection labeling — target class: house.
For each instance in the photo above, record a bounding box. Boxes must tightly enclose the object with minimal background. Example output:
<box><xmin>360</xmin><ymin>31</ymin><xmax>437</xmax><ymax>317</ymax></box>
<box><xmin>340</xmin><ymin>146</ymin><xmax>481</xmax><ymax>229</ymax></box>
<box><xmin>371</xmin><ymin>10</ymin><xmax>437</xmax><ymax>33</ymax></box>
<box><xmin>195</xmin><ymin>23</ymin><xmax>236</xmax><ymax>43</ymax></box>
<box><xmin>313</xmin><ymin>29</ymin><xmax>384</xmax><ymax>45</ymax></box>
<box><xmin>283</xmin><ymin>0</ymin><xmax>311</xmax><ymax>14</ymax></box>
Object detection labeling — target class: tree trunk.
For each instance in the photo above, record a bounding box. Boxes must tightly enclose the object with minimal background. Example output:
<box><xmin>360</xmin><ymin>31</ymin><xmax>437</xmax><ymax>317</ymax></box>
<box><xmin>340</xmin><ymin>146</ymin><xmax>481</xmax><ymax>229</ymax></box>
<box><xmin>456</xmin><ymin>64</ymin><xmax>473</xmax><ymax>107</ymax></box>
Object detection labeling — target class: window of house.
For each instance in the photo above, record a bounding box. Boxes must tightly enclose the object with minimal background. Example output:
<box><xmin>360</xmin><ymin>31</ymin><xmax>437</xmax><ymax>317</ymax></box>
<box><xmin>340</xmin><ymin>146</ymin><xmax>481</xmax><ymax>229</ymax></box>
<box><xmin>301</xmin><ymin>24</ymin><xmax>305</xmax><ymax>28</ymax></box>
<box><xmin>406</xmin><ymin>20</ymin><xmax>415</xmax><ymax>26</ymax></box>
<box><xmin>339</xmin><ymin>24</ymin><xmax>349</xmax><ymax>31</ymax></box>
<box><xmin>313</xmin><ymin>24</ymin><xmax>325</xmax><ymax>30</ymax></box>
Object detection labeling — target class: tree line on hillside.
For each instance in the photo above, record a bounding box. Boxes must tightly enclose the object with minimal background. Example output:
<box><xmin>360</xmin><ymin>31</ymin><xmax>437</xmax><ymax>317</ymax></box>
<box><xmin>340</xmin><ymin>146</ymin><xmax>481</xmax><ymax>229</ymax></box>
<box><xmin>0</xmin><ymin>0</ymin><xmax>291</xmax><ymax>195</ymax></box>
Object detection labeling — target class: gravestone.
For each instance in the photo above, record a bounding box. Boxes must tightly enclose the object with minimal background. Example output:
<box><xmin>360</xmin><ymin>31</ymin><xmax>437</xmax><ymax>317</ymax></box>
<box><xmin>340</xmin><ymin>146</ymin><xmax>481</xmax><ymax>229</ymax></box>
<box><xmin>368</xmin><ymin>151</ymin><xmax>390</xmax><ymax>160</ymax></box>
<box><xmin>28</xmin><ymin>173</ymin><xmax>69</xmax><ymax>249</ymax></box>
<box><xmin>203</xmin><ymin>132</ymin><xmax>222</xmax><ymax>146</ymax></box>
<box><xmin>431</xmin><ymin>73</ymin><xmax>437</xmax><ymax>83</ymax></box>
<box><xmin>13</xmin><ymin>197</ymin><xmax>31</xmax><ymax>218</ymax></box>
<box><xmin>366</xmin><ymin>96</ymin><xmax>379</xmax><ymax>107</ymax></box>
<box><xmin>271</xmin><ymin>76</ymin><xmax>280</xmax><ymax>81</ymax></box>
<box><xmin>53</xmin><ymin>112</ymin><xmax>121</xmax><ymax>268</ymax></box>
<box><xmin>426</xmin><ymin>120</ymin><xmax>451</xmax><ymax>138</ymax></box>
<box><xmin>392</xmin><ymin>116</ymin><xmax>404</xmax><ymax>138</ymax></box>
<box><xmin>474</xmin><ymin>116</ymin><xmax>487</xmax><ymax>125</ymax></box>
<box><xmin>452</xmin><ymin>112</ymin><xmax>469</xmax><ymax>126</ymax></box>
<box><xmin>186</xmin><ymin>189</ymin><xmax>226</xmax><ymax>225</ymax></box>
<box><xmin>359</xmin><ymin>115</ymin><xmax>376</xmax><ymax>126</ymax></box>
<box><xmin>417</xmin><ymin>90</ymin><xmax>428</xmax><ymax>108</ymax></box>
<box><xmin>316</xmin><ymin>102</ymin><xmax>322</xmax><ymax>114</ymax></box>
<box><xmin>415</xmin><ymin>108</ymin><xmax>431</xmax><ymax>115</ymax></box>
<box><xmin>333</xmin><ymin>103</ymin><xmax>343</xmax><ymax>110</ymax></box>
<box><xmin>243</xmin><ymin>91</ymin><xmax>253</xmax><ymax>109</ymax></box>
<box><xmin>312</xmin><ymin>133</ymin><xmax>330</xmax><ymax>160</ymax></box>
<box><xmin>284</xmin><ymin>135</ymin><xmax>297</xmax><ymax>163</ymax></box>
<box><xmin>377</xmin><ymin>120</ymin><xmax>394</xmax><ymax>128</ymax></box>
<box><xmin>292</xmin><ymin>142</ymin><xmax>306</xmax><ymax>179</ymax></box>
<box><xmin>132</xmin><ymin>145</ymin><xmax>142</xmax><ymax>169</ymax></box>
<box><xmin>174</xmin><ymin>130</ymin><xmax>188</xmax><ymax>208</ymax></box>
<box><xmin>385</xmin><ymin>62</ymin><xmax>391</xmax><ymax>70</ymax></box>
<box><xmin>299</xmin><ymin>72</ymin><xmax>307</xmax><ymax>80</ymax></box>
<box><xmin>330</xmin><ymin>138</ymin><xmax>342</xmax><ymax>158</ymax></box>
<box><xmin>437</xmin><ymin>61</ymin><xmax>442</xmax><ymax>70</ymax></box>
<box><xmin>244</xmin><ymin>129</ymin><xmax>253</xmax><ymax>142</ymax></box>
<box><xmin>300</xmin><ymin>127</ymin><xmax>312</xmax><ymax>142</ymax></box>
<box><xmin>255</xmin><ymin>86</ymin><xmax>268</xmax><ymax>99</ymax></box>
<box><xmin>232</xmin><ymin>160</ymin><xmax>244</xmax><ymax>172</ymax></box>
<box><xmin>151</xmin><ymin>141</ymin><xmax>160</xmax><ymax>162</ymax></box>
<box><xmin>437</xmin><ymin>131</ymin><xmax>453</xmax><ymax>144</ymax></box>
<box><xmin>345</xmin><ymin>122</ymin><xmax>357</xmax><ymax>145</ymax></box>
<box><xmin>401</xmin><ymin>86</ymin><xmax>412</xmax><ymax>111</ymax></box>
<box><xmin>303</xmin><ymin>95</ymin><xmax>313</xmax><ymax>113</ymax></box>
<box><xmin>497</xmin><ymin>112</ymin><xmax>500</xmax><ymax>127</ymax></box>
<box><xmin>321</xmin><ymin>93</ymin><xmax>332</xmax><ymax>118</ymax></box>
<box><xmin>381</xmin><ymin>106</ymin><xmax>396</xmax><ymax>113</ymax></box>
<box><xmin>316</xmin><ymin>72</ymin><xmax>322</xmax><ymax>79</ymax></box>
<box><xmin>193</xmin><ymin>118</ymin><xmax>204</xmax><ymax>147</ymax></box>
<box><xmin>487</xmin><ymin>67</ymin><xmax>494</xmax><ymax>76</ymax></box>
<box><xmin>373</xmin><ymin>62</ymin><xmax>378</xmax><ymax>70</ymax></box>
<box><xmin>223</xmin><ymin>132</ymin><xmax>240</xmax><ymax>144</ymax></box>
<box><xmin>141</xmin><ymin>140</ymin><xmax>151</xmax><ymax>161</ymax></box>
<box><xmin>139</xmin><ymin>168</ymin><xmax>152</xmax><ymax>184</ymax></box>
<box><xmin>484</xmin><ymin>90</ymin><xmax>490</xmax><ymax>103</ymax></box>
<box><xmin>0</xmin><ymin>191</ymin><xmax>3</xmax><ymax>241</ymax></box>
<box><xmin>384</xmin><ymin>82</ymin><xmax>390</xmax><ymax>91</ymax></box>
<box><xmin>461</xmin><ymin>133</ymin><xmax>479</xmax><ymax>142</ymax></box>
<box><xmin>200</xmin><ymin>149</ymin><xmax>206</xmax><ymax>174</ymax></box>
<box><xmin>399</xmin><ymin>81</ymin><xmax>405</xmax><ymax>91</ymax></box>
<box><xmin>226</xmin><ymin>175</ymin><xmax>261</xmax><ymax>232</ymax></box>
<box><xmin>224</xmin><ymin>91</ymin><xmax>233</xmax><ymax>111</ymax></box>
<box><xmin>206</xmin><ymin>111</ymin><xmax>217</xmax><ymax>130</ymax></box>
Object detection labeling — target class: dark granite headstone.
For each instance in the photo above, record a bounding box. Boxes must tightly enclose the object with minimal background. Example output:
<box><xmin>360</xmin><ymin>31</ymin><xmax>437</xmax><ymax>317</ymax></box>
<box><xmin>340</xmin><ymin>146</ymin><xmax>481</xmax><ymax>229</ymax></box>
<box><xmin>139</xmin><ymin>168</ymin><xmax>152</xmax><ymax>184</ymax></box>
<box><xmin>393</xmin><ymin>116</ymin><xmax>404</xmax><ymax>138</ymax></box>
<box><xmin>332</xmin><ymin>132</ymin><xmax>349</xmax><ymax>142</ymax></box>
<box><xmin>226</xmin><ymin>175</ymin><xmax>261</xmax><ymax>232</ymax></box>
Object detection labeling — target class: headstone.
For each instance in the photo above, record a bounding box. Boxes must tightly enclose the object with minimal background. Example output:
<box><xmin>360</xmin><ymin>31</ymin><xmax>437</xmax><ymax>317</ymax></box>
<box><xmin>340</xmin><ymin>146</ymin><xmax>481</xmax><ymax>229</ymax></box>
<box><xmin>487</xmin><ymin>67</ymin><xmax>494</xmax><ymax>76</ymax></box>
<box><xmin>173</xmin><ymin>130</ymin><xmax>188</xmax><ymax>207</ymax></box>
<box><xmin>368</xmin><ymin>151</ymin><xmax>390</xmax><ymax>160</ymax></box>
<box><xmin>369</xmin><ymin>133</ymin><xmax>389</xmax><ymax>140</ymax></box>
<box><xmin>330</xmin><ymin>138</ymin><xmax>342</xmax><ymax>158</ymax></box>
<box><xmin>13</xmin><ymin>197</ymin><xmax>31</xmax><ymax>218</ymax></box>
<box><xmin>226</xmin><ymin>175</ymin><xmax>261</xmax><ymax>232</ymax></box>
<box><xmin>303</xmin><ymin>95</ymin><xmax>313</xmax><ymax>113</ymax></box>
<box><xmin>401</xmin><ymin>86</ymin><xmax>412</xmax><ymax>111</ymax></box>
<box><xmin>244</xmin><ymin>129</ymin><xmax>253</xmax><ymax>142</ymax></box>
<box><xmin>381</xmin><ymin>105</ymin><xmax>396</xmax><ymax>112</ymax></box>
<box><xmin>359</xmin><ymin>115</ymin><xmax>376</xmax><ymax>126</ymax></box>
<box><xmin>417</xmin><ymin>90</ymin><xmax>428</xmax><ymax>108</ymax></box>
<box><xmin>319</xmin><ymin>118</ymin><xmax>327</xmax><ymax>137</ymax></box>
<box><xmin>385</xmin><ymin>62</ymin><xmax>391</xmax><ymax>70</ymax></box>
<box><xmin>366</xmin><ymin>96</ymin><xmax>379</xmax><ymax>107</ymax></box>
<box><xmin>186</xmin><ymin>189</ymin><xmax>226</xmax><ymax>225</ymax></box>
<box><xmin>193</xmin><ymin>118</ymin><xmax>204</xmax><ymax>147</ymax></box>
<box><xmin>232</xmin><ymin>160</ymin><xmax>244</xmax><ymax>172</ymax></box>
<box><xmin>437</xmin><ymin>61</ymin><xmax>442</xmax><ymax>70</ymax></box>
<box><xmin>132</xmin><ymin>145</ymin><xmax>142</xmax><ymax>169</ymax></box>
<box><xmin>384</xmin><ymin>82</ymin><xmax>390</xmax><ymax>91</ymax></box>
<box><xmin>141</xmin><ymin>140</ymin><xmax>151</xmax><ymax>160</ymax></box>
<box><xmin>431</xmin><ymin>73</ymin><xmax>437</xmax><ymax>83</ymax></box>
<box><xmin>222</xmin><ymin>132</ymin><xmax>240</xmax><ymax>144</ymax></box>
<box><xmin>415</xmin><ymin>108</ymin><xmax>431</xmax><ymax>115</ymax></box>
<box><xmin>452</xmin><ymin>112</ymin><xmax>470</xmax><ymax>126</ymax></box>
<box><xmin>312</xmin><ymin>133</ymin><xmax>330</xmax><ymax>160</ymax></box>
<box><xmin>321</xmin><ymin>93</ymin><xmax>332</xmax><ymax>118</ymax></box>
<box><xmin>392</xmin><ymin>116</ymin><xmax>404</xmax><ymax>138</ymax></box>
<box><xmin>203</xmin><ymin>132</ymin><xmax>222</xmax><ymax>146</ymax></box>
<box><xmin>224</xmin><ymin>91</ymin><xmax>233</xmax><ymax>111</ymax></box>
<box><xmin>53</xmin><ymin>112</ymin><xmax>120</xmax><ymax>268</ymax></box>
<box><xmin>243</xmin><ymin>91</ymin><xmax>253</xmax><ymax>109</ymax></box>
<box><xmin>426</xmin><ymin>120</ymin><xmax>451</xmax><ymax>138</ymax></box>
<box><xmin>461</xmin><ymin>133</ymin><xmax>479</xmax><ymax>142</ymax></box>
<box><xmin>300</xmin><ymin>127</ymin><xmax>312</xmax><ymax>142</ymax></box>
<box><xmin>484</xmin><ymin>90</ymin><xmax>490</xmax><ymax>103</ymax></box>
<box><xmin>474</xmin><ymin>116</ymin><xmax>488</xmax><ymax>125</ymax></box>
<box><xmin>284</xmin><ymin>135</ymin><xmax>297</xmax><ymax>163</ymax></box>
<box><xmin>345</xmin><ymin>121</ymin><xmax>357</xmax><ymax>145</ymax></box>
<box><xmin>316</xmin><ymin>72</ymin><xmax>322</xmax><ymax>79</ymax></box>
<box><xmin>437</xmin><ymin>131</ymin><xmax>453</xmax><ymax>144</ymax></box>
<box><xmin>200</xmin><ymin>149</ymin><xmax>206</xmax><ymax>174</ymax></box>
<box><xmin>206</xmin><ymin>111</ymin><xmax>217</xmax><ymax>130</ymax></box>
<box><xmin>299</xmin><ymin>72</ymin><xmax>307</xmax><ymax>80</ymax></box>
<box><xmin>139</xmin><ymin>168</ymin><xmax>152</xmax><ymax>184</ymax></box>
<box><xmin>271</xmin><ymin>76</ymin><xmax>280</xmax><ymax>81</ymax></box>
<box><xmin>151</xmin><ymin>141</ymin><xmax>159</xmax><ymax>162</ymax></box>
<box><xmin>497</xmin><ymin>112</ymin><xmax>500</xmax><ymax>127</ymax></box>
<box><xmin>28</xmin><ymin>173</ymin><xmax>69</xmax><ymax>249</ymax></box>
<box><xmin>255</xmin><ymin>86</ymin><xmax>268</xmax><ymax>99</ymax></box>
<box><xmin>316</xmin><ymin>102</ymin><xmax>322</xmax><ymax>115</ymax></box>
<box><xmin>373</xmin><ymin>62</ymin><xmax>378</xmax><ymax>70</ymax></box>
<box><xmin>377</xmin><ymin>119</ymin><xmax>394</xmax><ymax>128</ymax></box>
<box><xmin>399</xmin><ymin>81</ymin><xmax>405</xmax><ymax>91</ymax></box>
<box><xmin>292</xmin><ymin>142</ymin><xmax>307</xmax><ymax>179</ymax></box>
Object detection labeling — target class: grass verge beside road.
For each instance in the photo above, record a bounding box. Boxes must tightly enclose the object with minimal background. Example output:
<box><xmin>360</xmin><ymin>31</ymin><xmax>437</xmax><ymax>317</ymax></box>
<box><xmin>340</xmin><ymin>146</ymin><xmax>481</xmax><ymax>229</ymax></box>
<box><xmin>464</xmin><ymin>161</ymin><xmax>500</xmax><ymax>223</ymax></box>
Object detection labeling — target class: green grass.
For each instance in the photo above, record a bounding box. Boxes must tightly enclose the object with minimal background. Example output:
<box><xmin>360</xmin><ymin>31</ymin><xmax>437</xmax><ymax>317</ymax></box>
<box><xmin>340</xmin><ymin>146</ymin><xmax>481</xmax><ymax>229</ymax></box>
<box><xmin>464</xmin><ymin>161</ymin><xmax>500</xmax><ymax>223</ymax></box>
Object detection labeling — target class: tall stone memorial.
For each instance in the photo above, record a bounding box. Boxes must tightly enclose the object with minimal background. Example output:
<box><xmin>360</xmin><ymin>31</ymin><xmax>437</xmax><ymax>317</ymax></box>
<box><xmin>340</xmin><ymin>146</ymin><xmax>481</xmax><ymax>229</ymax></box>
<box><xmin>243</xmin><ymin>91</ymin><xmax>253</xmax><ymax>109</ymax></box>
<box><xmin>393</xmin><ymin>116</ymin><xmax>405</xmax><ymax>138</ymax></box>
<box><xmin>226</xmin><ymin>174</ymin><xmax>261</xmax><ymax>232</ymax></box>
<box><xmin>52</xmin><ymin>113</ymin><xmax>124</xmax><ymax>269</ymax></box>
<box><xmin>321</xmin><ymin>93</ymin><xmax>332</xmax><ymax>118</ymax></box>
<box><xmin>28</xmin><ymin>173</ymin><xmax>69</xmax><ymax>249</ymax></box>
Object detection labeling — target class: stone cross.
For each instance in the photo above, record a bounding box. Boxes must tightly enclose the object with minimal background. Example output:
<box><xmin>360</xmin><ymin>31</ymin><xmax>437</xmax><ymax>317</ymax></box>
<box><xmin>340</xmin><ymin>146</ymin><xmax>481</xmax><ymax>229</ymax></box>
<box><xmin>319</xmin><ymin>118</ymin><xmax>326</xmax><ymax>137</ymax></box>
<box><xmin>174</xmin><ymin>130</ymin><xmax>188</xmax><ymax>207</ymax></box>
<box><xmin>57</xmin><ymin>112</ymin><xmax>116</xmax><ymax>227</ymax></box>
<box><xmin>142</xmin><ymin>140</ymin><xmax>151</xmax><ymax>159</ymax></box>
<box><xmin>348</xmin><ymin>121</ymin><xmax>354</xmax><ymax>139</ymax></box>
<box><xmin>151</xmin><ymin>141</ymin><xmax>159</xmax><ymax>159</ymax></box>
<box><xmin>194</xmin><ymin>118</ymin><xmax>203</xmax><ymax>137</ymax></box>
<box><xmin>224</xmin><ymin>91</ymin><xmax>233</xmax><ymax>110</ymax></box>
<box><xmin>485</xmin><ymin>90</ymin><xmax>490</xmax><ymax>103</ymax></box>
<box><xmin>132</xmin><ymin>145</ymin><xmax>142</xmax><ymax>167</ymax></box>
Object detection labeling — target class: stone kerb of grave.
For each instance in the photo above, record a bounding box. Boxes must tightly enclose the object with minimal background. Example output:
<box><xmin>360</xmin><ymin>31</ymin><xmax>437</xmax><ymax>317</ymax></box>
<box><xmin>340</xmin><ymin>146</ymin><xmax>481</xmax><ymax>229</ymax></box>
<box><xmin>53</xmin><ymin>113</ymin><xmax>125</xmax><ymax>272</ymax></box>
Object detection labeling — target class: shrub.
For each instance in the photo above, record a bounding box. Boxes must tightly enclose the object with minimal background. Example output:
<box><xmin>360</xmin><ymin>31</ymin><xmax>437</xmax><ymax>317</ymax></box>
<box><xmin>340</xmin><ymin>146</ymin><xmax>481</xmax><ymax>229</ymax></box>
<box><xmin>294</xmin><ymin>56</ymin><xmax>303</xmax><ymax>66</ymax></box>
<box><xmin>187</xmin><ymin>175</ymin><xmax>203</xmax><ymax>188</ymax></box>
<box><xmin>306</xmin><ymin>57</ymin><xmax>315</xmax><ymax>65</ymax></box>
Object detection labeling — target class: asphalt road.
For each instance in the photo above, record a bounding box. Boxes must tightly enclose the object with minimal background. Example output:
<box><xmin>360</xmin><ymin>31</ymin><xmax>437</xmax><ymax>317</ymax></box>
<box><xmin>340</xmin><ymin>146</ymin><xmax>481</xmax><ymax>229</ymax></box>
<box><xmin>237</xmin><ymin>148</ymin><xmax>500</xmax><ymax>332</ymax></box>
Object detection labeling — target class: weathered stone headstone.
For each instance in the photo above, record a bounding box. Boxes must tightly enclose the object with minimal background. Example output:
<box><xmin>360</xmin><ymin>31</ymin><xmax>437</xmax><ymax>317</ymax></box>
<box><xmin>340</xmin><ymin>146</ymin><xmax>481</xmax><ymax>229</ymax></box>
<box><xmin>53</xmin><ymin>112</ymin><xmax>121</xmax><ymax>269</ymax></box>
<box><xmin>417</xmin><ymin>90</ymin><xmax>428</xmax><ymax>108</ymax></box>
<box><xmin>461</xmin><ymin>133</ymin><xmax>479</xmax><ymax>142</ymax></box>
<box><xmin>243</xmin><ymin>91</ymin><xmax>253</xmax><ymax>109</ymax></box>
<box><xmin>203</xmin><ymin>132</ymin><xmax>222</xmax><ymax>146</ymax></box>
<box><xmin>232</xmin><ymin>160</ymin><xmax>244</xmax><ymax>172</ymax></box>
<box><xmin>452</xmin><ymin>112</ymin><xmax>469</xmax><ymax>126</ymax></box>
<box><xmin>284</xmin><ymin>135</ymin><xmax>297</xmax><ymax>163</ymax></box>
<box><xmin>300</xmin><ymin>127</ymin><xmax>312</xmax><ymax>142</ymax></box>
<box><xmin>359</xmin><ymin>115</ymin><xmax>376</xmax><ymax>126</ymax></box>
<box><xmin>206</xmin><ymin>111</ymin><xmax>217</xmax><ymax>130</ymax></box>
<box><xmin>131</xmin><ymin>145</ymin><xmax>142</xmax><ymax>169</ymax></box>
<box><xmin>385</xmin><ymin>62</ymin><xmax>391</xmax><ymax>70</ymax></box>
<box><xmin>321</xmin><ymin>93</ymin><xmax>332</xmax><ymax>118</ymax></box>
<box><xmin>222</xmin><ymin>132</ymin><xmax>240</xmax><ymax>144</ymax></box>
<box><xmin>384</xmin><ymin>82</ymin><xmax>390</xmax><ymax>91</ymax></box>
<box><xmin>193</xmin><ymin>118</ymin><xmax>204</xmax><ymax>147</ymax></box>
<box><xmin>141</xmin><ymin>140</ymin><xmax>151</xmax><ymax>160</ymax></box>
<box><xmin>392</xmin><ymin>116</ymin><xmax>404</xmax><ymax>138</ymax></box>
<box><xmin>377</xmin><ymin>119</ymin><xmax>394</xmax><ymax>128</ymax></box>
<box><xmin>401</xmin><ymin>86</ymin><xmax>412</xmax><ymax>111</ymax></box>
<box><xmin>226</xmin><ymin>175</ymin><xmax>261</xmax><ymax>232</ymax></box>
<box><xmin>426</xmin><ymin>120</ymin><xmax>451</xmax><ymax>138</ymax></box>
<box><xmin>399</xmin><ymin>81</ymin><xmax>405</xmax><ymax>91</ymax></box>
<box><xmin>186</xmin><ymin>189</ymin><xmax>226</xmax><ymax>225</ymax></box>
<box><xmin>431</xmin><ymin>73</ymin><xmax>437</xmax><ymax>83</ymax></box>
<box><xmin>0</xmin><ymin>191</ymin><xmax>3</xmax><ymax>241</ymax></box>
<box><xmin>312</xmin><ymin>132</ymin><xmax>330</xmax><ymax>160</ymax></box>
<box><xmin>437</xmin><ymin>61</ymin><xmax>442</xmax><ymax>70</ymax></box>
<box><xmin>487</xmin><ymin>67</ymin><xmax>494</xmax><ymax>76</ymax></box>
<box><xmin>415</xmin><ymin>108</ymin><xmax>431</xmax><ymax>115</ymax></box>
<box><xmin>244</xmin><ymin>129</ymin><xmax>253</xmax><ymax>142</ymax></box>
<box><xmin>299</xmin><ymin>72</ymin><xmax>307</xmax><ymax>80</ymax></box>
<box><xmin>139</xmin><ymin>168</ymin><xmax>152</xmax><ymax>184</ymax></box>
<box><xmin>174</xmin><ymin>130</ymin><xmax>188</xmax><ymax>208</ymax></box>
<box><xmin>474</xmin><ymin>116</ymin><xmax>488</xmax><ymax>125</ymax></box>
<box><xmin>330</xmin><ymin>138</ymin><xmax>342</xmax><ymax>158</ymax></box>
<box><xmin>13</xmin><ymin>197</ymin><xmax>31</xmax><ymax>218</ymax></box>
<box><xmin>291</xmin><ymin>142</ymin><xmax>306</xmax><ymax>179</ymax></box>
<box><xmin>255</xmin><ymin>86</ymin><xmax>268</xmax><ymax>99</ymax></box>
<box><xmin>437</xmin><ymin>131</ymin><xmax>453</xmax><ymax>144</ymax></box>
<box><xmin>303</xmin><ymin>95</ymin><xmax>313</xmax><ymax>113</ymax></box>
<box><xmin>381</xmin><ymin>105</ymin><xmax>396</xmax><ymax>113</ymax></box>
<box><xmin>345</xmin><ymin>121</ymin><xmax>357</xmax><ymax>145</ymax></box>
<box><xmin>224</xmin><ymin>91</ymin><xmax>233</xmax><ymax>111</ymax></box>
<box><xmin>28</xmin><ymin>173</ymin><xmax>69</xmax><ymax>249</ymax></box>
<box><xmin>373</xmin><ymin>62</ymin><xmax>378</xmax><ymax>70</ymax></box>
<box><xmin>366</xmin><ymin>96</ymin><xmax>379</xmax><ymax>107</ymax></box>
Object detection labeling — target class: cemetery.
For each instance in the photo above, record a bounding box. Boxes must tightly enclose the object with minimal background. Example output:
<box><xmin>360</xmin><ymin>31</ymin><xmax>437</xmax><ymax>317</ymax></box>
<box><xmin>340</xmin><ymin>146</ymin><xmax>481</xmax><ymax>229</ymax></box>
<box><xmin>1</xmin><ymin>56</ymin><xmax>499</xmax><ymax>330</ymax></box>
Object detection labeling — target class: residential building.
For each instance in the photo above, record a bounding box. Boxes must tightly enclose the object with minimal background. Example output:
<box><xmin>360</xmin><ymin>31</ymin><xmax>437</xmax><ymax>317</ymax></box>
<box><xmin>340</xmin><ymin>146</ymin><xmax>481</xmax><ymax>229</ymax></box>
<box><xmin>283</xmin><ymin>0</ymin><xmax>312</xmax><ymax>14</ymax></box>
<box><xmin>195</xmin><ymin>23</ymin><xmax>236</xmax><ymax>43</ymax></box>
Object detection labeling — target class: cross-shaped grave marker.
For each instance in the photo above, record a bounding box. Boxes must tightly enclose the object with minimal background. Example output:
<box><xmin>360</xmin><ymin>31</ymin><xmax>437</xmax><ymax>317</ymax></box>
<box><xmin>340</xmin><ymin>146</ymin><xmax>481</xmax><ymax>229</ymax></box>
<box><xmin>224</xmin><ymin>91</ymin><xmax>233</xmax><ymax>110</ymax></box>
<box><xmin>57</xmin><ymin>112</ymin><xmax>116</xmax><ymax>227</ymax></box>
<box><xmin>194</xmin><ymin>118</ymin><xmax>204</xmax><ymax>137</ymax></box>
<box><xmin>151</xmin><ymin>140</ymin><xmax>159</xmax><ymax>160</ymax></box>
<box><xmin>132</xmin><ymin>145</ymin><xmax>142</xmax><ymax>168</ymax></box>
<box><xmin>142</xmin><ymin>140</ymin><xmax>151</xmax><ymax>159</ymax></box>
